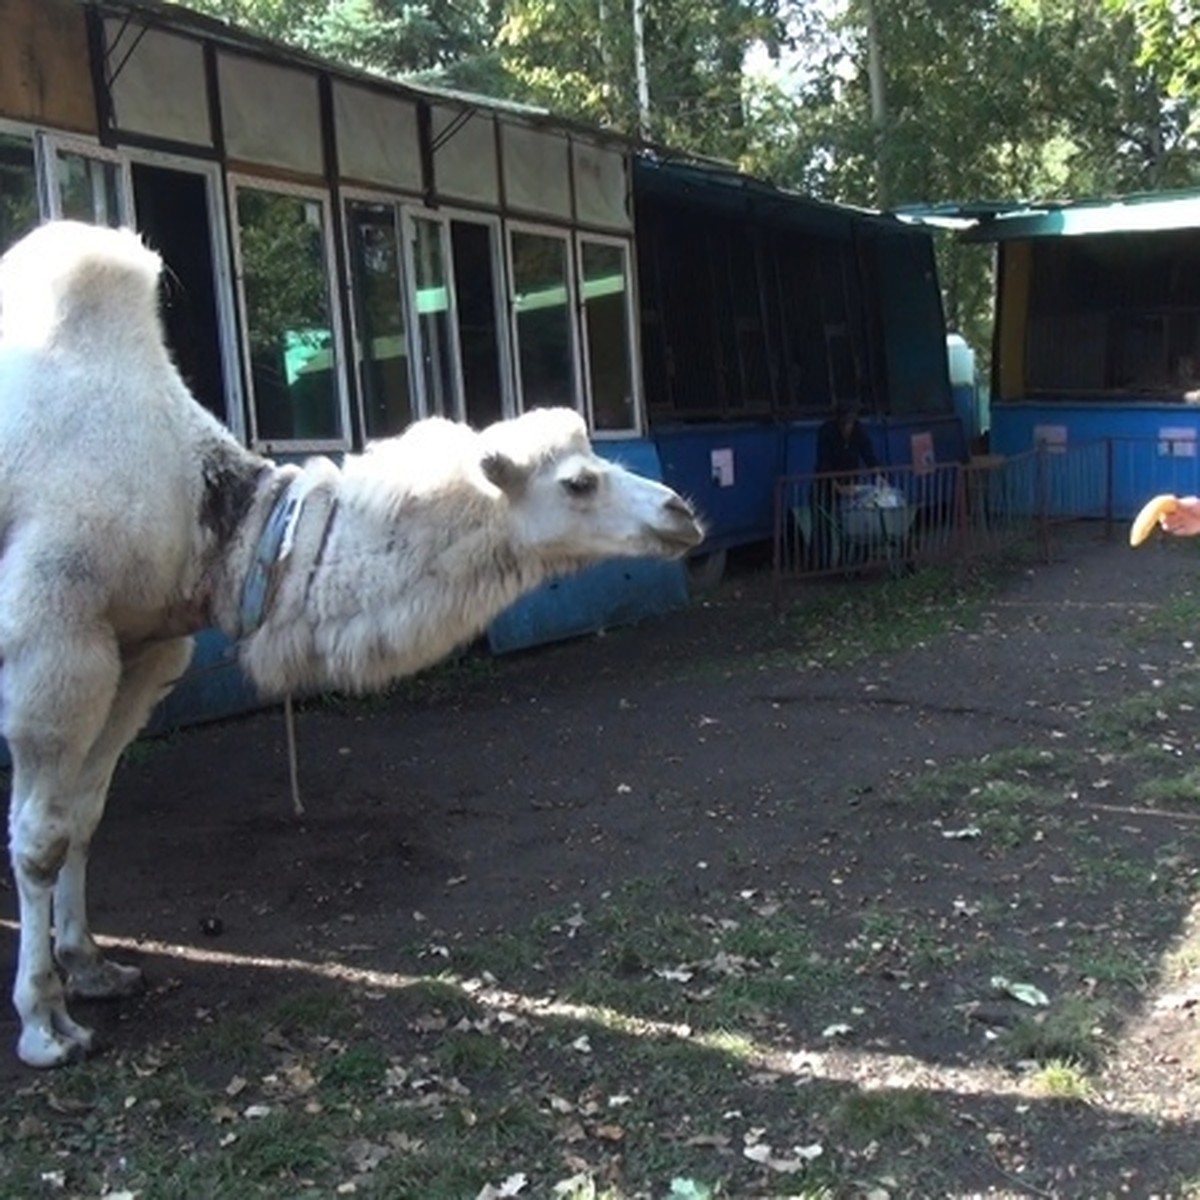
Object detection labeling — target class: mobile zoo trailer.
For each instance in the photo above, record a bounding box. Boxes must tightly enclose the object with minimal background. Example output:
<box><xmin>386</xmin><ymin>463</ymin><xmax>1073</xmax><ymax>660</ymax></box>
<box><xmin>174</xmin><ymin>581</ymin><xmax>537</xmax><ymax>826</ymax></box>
<box><xmin>632</xmin><ymin>157</ymin><xmax>960</xmax><ymax>589</ymax></box>
<box><xmin>957</xmin><ymin>192</ymin><xmax>1200</xmax><ymax>521</ymax></box>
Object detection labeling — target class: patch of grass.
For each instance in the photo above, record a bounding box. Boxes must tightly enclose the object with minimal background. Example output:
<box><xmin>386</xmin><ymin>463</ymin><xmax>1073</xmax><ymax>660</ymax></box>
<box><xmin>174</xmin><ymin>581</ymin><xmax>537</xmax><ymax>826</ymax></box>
<box><xmin>1030</xmin><ymin>1058</ymin><xmax>1094</xmax><ymax>1100</ymax></box>
<box><xmin>555</xmin><ymin>896</ymin><xmax>849</xmax><ymax>1032</ymax></box>
<box><xmin>705</xmin><ymin>968</ymin><xmax>846</xmax><ymax>1028</ymax></box>
<box><xmin>1163</xmin><ymin>939</ymin><xmax>1200</xmax><ymax>984</ymax></box>
<box><xmin>851</xmin><ymin>908</ymin><xmax>961</xmax><ymax>975</ymax></box>
<box><xmin>978</xmin><ymin>803</ymin><xmax>1045</xmax><ymax>850</ymax></box>
<box><xmin>127</xmin><ymin>1065</ymin><xmax>211</xmax><ymax>1125</ymax></box>
<box><xmin>1003</xmin><ymin>997</ymin><xmax>1111</xmax><ymax>1071</ymax></box>
<box><xmin>1128</xmin><ymin>588</ymin><xmax>1200</xmax><ymax>641</ymax></box>
<box><xmin>395</xmin><ymin>976</ymin><xmax>489</xmax><ymax>1024</ymax></box>
<box><xmin>591</xmin><ymin>904</ymin><xmax>713</xmax><ymax>967</ymax></box>
<box><xmin>219</xmin><ymin>1109</ymin><xmax>332</xmax><ymax>1182</ymax></box>
<box><xmin>183</xmin><ymin>1011</ymin><xmax>271</xmax><ymax>1068</ymax></box>
<box><xmin>550</xmin><ymin>1180</ymin><xmax>630</xmax><ymax>1200</ymax></box>
<box><xmin>1086</xmin><ymin>675</ymin><xmax>1200</xmax><ymax>755</ymax></box>
<box><xmin>561</xmin><ymin>973</ymin><xmax>681</xmax><ymax>1018</ymax></box>
<box><xmin>831</xmin><ymin>1088</ymin><xmax>944</xmax><ymax>1143</ymax></box>
<box><xmin>431</xmin><ymin>1028</ymin><xmax>516</xmax><ymax>1074</ymax></box>
<box><xmin>695</xmin><ymin>1027</ymin><xmax>760</xmax><ymax>1062</ymax></box>
<box><xmin>1074</xmin><ymin>844</ymin><xmax>1161</xmax><ymax>891</ymax></box>
<box><xmin>782</xmin><ymin>565</ymin><xmax>1000</xmax><ymax>665</ymax></box>
<box><xmin>1137</xmin><ymin>767</ymin><xmax>1200</xmax><ymax>807</ymax></box>
<box><xmin>1074</xmin><ymin>940</ymin><xmax>1150</xmax><ymax>989</ymax></box>
<box><xmin>268</xmin><ymin>986</ymin><xmax>358</xmax><ymax>1036</ymax></box>
<box><xmin>319</xmin><ymin>1040</ymin><xmax>389</xmax><ymax>1095</ymax></box>
<box><xmin>901</xmin><ymin>747</ymin><xmax>1067</xmax><ymax>813</ymax></box>
<box><xmin>445</xmin><ymin>929</ymin><xmax>547</xmax><ymax>978</ymax></box>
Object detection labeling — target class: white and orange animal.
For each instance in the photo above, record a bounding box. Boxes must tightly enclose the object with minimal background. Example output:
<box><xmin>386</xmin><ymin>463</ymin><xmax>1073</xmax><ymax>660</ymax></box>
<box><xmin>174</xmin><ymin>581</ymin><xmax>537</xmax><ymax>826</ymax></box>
<box><xmin>0</xmin><ymin>220</ymin><xmax>703</xmax><ymax>1067</ymax></box>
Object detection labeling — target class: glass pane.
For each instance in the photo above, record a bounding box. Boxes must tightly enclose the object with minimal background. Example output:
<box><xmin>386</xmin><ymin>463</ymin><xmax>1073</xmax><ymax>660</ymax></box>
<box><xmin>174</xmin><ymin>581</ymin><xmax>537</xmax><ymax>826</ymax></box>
<box><xmin>346</xmin><ymin>200</ymin><xmax>413</xmax><ymax>438</ymax></box>
<box><xmin>411</xmin><ymin>216</ymin><xmax>458</xmax><ymax>417</ymax></box>
<box><xmin>57</xmin><ymin>152</ymin><xmax>122</xmax><ymax>226</ymax></box>
<box><xmin>511</xmin><ymin>230</ymin><xmax>574</xmax><ymax>409</ymax></box>
<box><xmin>236</xmin><ymin>188</ymin><xmax>341</xmax><ymax>441</ymax></box>
<box><xmin>451</xmin><ymin>219</ymin><xmax>505</xmax><ymax>429</ymax></box>
<box><xmin>582</xmin><ymin>240</ymin><xmax>634</xmax><ymax>430</ymax></box>
<box><xmin>0</xmin><ymin>134</ymin><xmax>40</xmax><ymax>254</ymax></box>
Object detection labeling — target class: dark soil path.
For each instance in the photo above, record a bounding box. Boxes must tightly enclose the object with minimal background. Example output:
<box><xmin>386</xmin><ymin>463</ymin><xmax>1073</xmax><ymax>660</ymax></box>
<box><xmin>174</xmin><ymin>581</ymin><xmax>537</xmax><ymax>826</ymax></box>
<box><xmin>3</xmin><ymin>528</ymin><xmax>1200</xmax><ymax>1196</ymax></box>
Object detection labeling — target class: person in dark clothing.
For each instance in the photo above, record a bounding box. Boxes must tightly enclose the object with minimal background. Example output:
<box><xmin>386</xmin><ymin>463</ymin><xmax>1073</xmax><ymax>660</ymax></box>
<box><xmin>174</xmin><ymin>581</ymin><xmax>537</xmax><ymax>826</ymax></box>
<box><xmin>812</xmin><ymin>401</ymin><xmax>880</xmax><ymax>567</ymax></box>
<box><xmin>815</xmin><ymin>400</ymin><xmax>880</xmax><ymax>480</ymax></box>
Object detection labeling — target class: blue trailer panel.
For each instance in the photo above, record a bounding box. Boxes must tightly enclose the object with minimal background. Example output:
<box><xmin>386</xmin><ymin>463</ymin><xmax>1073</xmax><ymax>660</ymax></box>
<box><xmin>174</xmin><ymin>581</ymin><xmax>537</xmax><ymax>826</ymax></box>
<box><xmin>654</xmin><ymin>424</ymin><xmax>785</xmax><ymax>551</ymax></box>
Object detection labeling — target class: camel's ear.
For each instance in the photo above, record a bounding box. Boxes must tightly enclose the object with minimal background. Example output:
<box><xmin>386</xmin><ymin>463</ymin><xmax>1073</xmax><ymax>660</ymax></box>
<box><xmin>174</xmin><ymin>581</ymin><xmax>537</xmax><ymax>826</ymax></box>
<box><xmin>481</xmin><ymin>451</ymin><xmax>530</xmax><ymax>496</ymax></box>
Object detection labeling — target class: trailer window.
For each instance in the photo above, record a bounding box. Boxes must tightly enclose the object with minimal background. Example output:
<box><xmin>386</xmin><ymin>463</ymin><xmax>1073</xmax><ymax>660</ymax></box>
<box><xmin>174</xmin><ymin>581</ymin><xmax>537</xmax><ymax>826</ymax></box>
<box><xmin>580</xmin><ymin>238</ymin><xmax>637</xmax><ymax>432</ymax></box>
<box><xmin>410</xmin><ymin>215</ymin><xmax>459</xmax><ymax>419</ymax></box>
<box><xmin>0</xmin><ymin>134</ymin><xmax>39</xmax><ymax>254</ymax></box>
<box><xmin>57</xmin><ymin>151</ymin><xmax>124</xmax><ymax>227</ymax></box>
<box><xmin>1026</xmin><ymin>234</ymin><xmax>1200</xmax><ymax>399</ymax></box>
<box><xmin>509</xmin><ymin>228</ymin><xmax>577</xmax><ymax>410</ymax></box>
<box><xmin>234</xmin><ymin>185</ymin><xmax>345</xmax><ymax>445</ymax></box>
<box><xmin>451</xmin><ymin>217</ymin><xmax>507</xmax><ymax>430</ymax></box>
<box><xmin>345</xmin><ymin>199</ymin><xmax>414</xmax><ymax>439</ymax></box>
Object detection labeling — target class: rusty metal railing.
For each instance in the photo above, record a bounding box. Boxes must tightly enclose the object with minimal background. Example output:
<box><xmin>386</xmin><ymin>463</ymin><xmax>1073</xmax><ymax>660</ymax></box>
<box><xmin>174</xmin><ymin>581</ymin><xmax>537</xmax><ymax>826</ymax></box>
<box><xmin>773</xmin><ymin>438</ymin><xmax>1195</xmax><ymax>593</ymax></box>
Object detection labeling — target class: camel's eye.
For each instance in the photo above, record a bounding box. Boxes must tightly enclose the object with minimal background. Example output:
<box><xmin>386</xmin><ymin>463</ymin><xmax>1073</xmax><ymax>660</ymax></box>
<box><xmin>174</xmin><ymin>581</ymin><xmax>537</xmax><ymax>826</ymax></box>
<box><xmin>563</xmin><ymin>470</ymin><xmax>599</xmax><ymax>498</ymax></box>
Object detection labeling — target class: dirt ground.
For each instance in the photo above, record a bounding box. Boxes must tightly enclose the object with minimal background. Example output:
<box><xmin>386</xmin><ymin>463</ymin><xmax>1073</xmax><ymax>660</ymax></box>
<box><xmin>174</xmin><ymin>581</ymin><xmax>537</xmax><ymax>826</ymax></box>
<box><xmin>3</xmin><ymin>528</ymin><xmax>1200</xmax><ymax>1196</ymax></box>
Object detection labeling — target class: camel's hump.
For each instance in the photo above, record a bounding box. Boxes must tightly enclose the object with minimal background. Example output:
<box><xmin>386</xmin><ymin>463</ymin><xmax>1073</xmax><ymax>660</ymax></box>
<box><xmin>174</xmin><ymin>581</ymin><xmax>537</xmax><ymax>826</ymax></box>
<box><xmin>0</xmin><ymin>221</ymin><xmax>162</xmax><ymax>346</ymax></box>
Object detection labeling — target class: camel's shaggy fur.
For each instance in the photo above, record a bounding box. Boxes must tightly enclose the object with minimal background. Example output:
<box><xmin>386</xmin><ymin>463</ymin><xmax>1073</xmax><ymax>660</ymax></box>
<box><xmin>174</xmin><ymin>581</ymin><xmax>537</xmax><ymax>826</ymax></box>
<box><xmin>0</xmin><ymin>220</ymin><xmax>703</xmax><ymax>1067</ymax></box>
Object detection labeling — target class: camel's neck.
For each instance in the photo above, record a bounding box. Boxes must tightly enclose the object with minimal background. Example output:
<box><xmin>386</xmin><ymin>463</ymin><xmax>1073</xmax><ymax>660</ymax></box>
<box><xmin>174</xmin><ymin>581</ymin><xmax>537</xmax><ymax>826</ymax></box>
<box><xmin>206</xmin><ymin>457</ymin><xmax>331</xmax><ymax>637</ymax></box>
<box><xmin>229</xmin><ymin>463</ymin><xmax>566</xmax><ymax>698</ymax></box>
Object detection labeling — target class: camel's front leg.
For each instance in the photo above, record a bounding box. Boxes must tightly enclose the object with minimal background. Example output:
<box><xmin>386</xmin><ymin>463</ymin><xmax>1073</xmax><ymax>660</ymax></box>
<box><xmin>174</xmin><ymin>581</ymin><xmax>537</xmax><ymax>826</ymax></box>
<box><xmin>9</xmin><ymin>797</ymin><xmax>97</xmax><ymax>1068</ymax></box>
<box><xmin>52</xmin><ymin>639</ymin><xmax>194</xmax><ymax>1003</ymax></box>
<box><xmin>5</xmin><ymin>626</ymin><xmax>122</xmax><ymax>1067</ymax></box>
<box><xmin>9</xmin><ymin>744</ymin><xmax>106</xmax><ymax>1068</ymax></box>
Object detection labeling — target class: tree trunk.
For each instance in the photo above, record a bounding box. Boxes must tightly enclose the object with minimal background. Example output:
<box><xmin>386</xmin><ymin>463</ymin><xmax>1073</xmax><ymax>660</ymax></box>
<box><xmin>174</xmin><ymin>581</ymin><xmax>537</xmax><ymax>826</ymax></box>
<box><xmin>863</xmin><ymin>0</ymin><xmax>889</xmax><ymax>208</ymax></box>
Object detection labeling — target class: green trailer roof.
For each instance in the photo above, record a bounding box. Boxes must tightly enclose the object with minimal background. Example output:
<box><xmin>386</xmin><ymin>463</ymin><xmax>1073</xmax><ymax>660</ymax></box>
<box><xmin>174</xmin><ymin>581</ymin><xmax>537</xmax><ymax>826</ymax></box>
<box><xmin>894</xmin><ymin>190</ymin><xmax>1200</xmax><ymax>241</ymax></box>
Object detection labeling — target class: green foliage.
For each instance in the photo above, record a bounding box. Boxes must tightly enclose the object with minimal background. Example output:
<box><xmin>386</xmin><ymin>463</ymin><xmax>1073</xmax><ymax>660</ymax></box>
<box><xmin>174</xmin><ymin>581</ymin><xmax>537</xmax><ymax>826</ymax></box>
<box><xmin>186</xmin><ymin>0</ymin><xmax>495</xmax><ymax>76</ymax></box>
<box><xmin>1112</xmin><ymin>0</ymin><xmax>1200</xmax><ymax>99</ymax></box>
<box><xmin>189</xmin><ymin>0</ymin><xmax>1200</xmax><ymax>375</ymax></box>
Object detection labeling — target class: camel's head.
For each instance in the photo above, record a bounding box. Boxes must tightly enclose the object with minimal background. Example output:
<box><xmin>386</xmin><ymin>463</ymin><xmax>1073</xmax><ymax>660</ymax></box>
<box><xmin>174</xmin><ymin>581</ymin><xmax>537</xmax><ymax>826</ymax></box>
<box><xmin>479</xmin><ymin>408</ymin><xmax>704</xmax><ymax>562</ymax></box>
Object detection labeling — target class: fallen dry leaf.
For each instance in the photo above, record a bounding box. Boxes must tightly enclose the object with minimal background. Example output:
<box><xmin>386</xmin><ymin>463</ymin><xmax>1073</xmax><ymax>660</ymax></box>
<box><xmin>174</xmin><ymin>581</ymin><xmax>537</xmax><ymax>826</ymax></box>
<box><xmin>685</xmin><ymin>1133</ymin><xmax>731</xmax><ymax>1149</ymax></box>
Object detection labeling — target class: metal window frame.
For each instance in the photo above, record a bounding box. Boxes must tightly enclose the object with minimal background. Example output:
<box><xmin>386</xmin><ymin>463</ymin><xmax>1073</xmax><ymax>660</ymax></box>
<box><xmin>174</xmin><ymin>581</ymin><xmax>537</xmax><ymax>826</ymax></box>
<box><xmin>35</xmin><ymin>131</ymin><xmax>133</xmax><ymax>227</ymax></box>
<box><xmin>435</xmin><ymin>202</ymin><xmax>515</xmax><ymax>423</ymax></box>
<box><xmin>124</xmin><ymin>145</ymin><xmax>246</xmax><ymax>442</ymax></box>
<box><xmin>504</xmin><ymin>218</ymin><xmax>583</xmax><ymax>418</ymax></box>
<box><xmin>227</xmin><ymin>172</ymin><xmax>351</xmax><ymax>455</ymax></box>
<box><xmin>401</xmin><ymin>205</ymin><xmax>466</xmax><ymax>422</ymax></box>
<box><xmin>339</xmin><ymin>186</ymin><xmax>419</xmax><ymax>438</ymax></box>
<box><xmin>576</xmin><ymin>231</ymin><xmax>643</xmax><ymax>438</ymax></box>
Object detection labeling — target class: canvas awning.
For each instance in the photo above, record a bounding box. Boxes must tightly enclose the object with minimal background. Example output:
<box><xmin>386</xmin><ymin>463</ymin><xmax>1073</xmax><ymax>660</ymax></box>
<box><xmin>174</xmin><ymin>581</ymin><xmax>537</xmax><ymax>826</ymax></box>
<box><xmin>894</xmin><ymin>191</ymin><xmax>1200</xmax><ymax>241</ymax></box>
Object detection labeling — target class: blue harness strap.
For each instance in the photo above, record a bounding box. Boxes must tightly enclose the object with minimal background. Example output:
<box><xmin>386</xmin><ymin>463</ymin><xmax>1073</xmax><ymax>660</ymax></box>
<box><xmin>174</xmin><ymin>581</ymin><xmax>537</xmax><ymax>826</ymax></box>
<box><xmin>239</xmin><ymin>483</ymin><xmax>304</xmax><ymax>638</ymax></box>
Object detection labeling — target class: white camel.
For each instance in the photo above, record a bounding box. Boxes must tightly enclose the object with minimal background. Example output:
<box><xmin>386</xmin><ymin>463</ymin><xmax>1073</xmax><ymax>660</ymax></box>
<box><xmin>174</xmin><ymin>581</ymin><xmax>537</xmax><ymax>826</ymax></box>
<box><xmin>0</xmin><ymin>220</ymin><xmax>703</xmax><ymax>1068</ymax></box>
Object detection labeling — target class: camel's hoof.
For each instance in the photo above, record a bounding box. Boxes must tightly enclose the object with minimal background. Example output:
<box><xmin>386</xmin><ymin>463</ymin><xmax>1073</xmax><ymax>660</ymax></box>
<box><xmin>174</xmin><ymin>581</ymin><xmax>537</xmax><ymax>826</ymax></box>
<box><xmin>17</xmin><ymin>1023</ymin><xmax>95</xmax><ymax>1069</ymax></box>
<box><xmin>66</xmin><ymin>959</ymin><xmax>144</xmax><ymax>1000</ymax></box>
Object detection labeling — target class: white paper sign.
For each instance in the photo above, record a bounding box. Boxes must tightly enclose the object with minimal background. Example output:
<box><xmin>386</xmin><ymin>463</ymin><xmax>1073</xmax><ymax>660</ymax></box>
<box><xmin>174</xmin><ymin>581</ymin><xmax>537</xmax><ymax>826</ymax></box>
<box><xmin>710</xmin><ymin>447</ymin><xmax>735</xmax><ymax>487</ymax></box>
<box><xmin>1033</xmin><ymin>424</ymin><xmax>1068</xmax><ymax>454</ymax></box>
<box><xmin>1158</xmin><ymin>427</ymin><xmax>1197</xmax><ymax>458</ymax></box>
